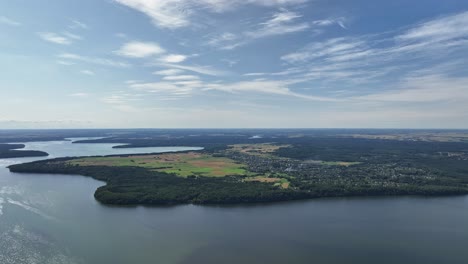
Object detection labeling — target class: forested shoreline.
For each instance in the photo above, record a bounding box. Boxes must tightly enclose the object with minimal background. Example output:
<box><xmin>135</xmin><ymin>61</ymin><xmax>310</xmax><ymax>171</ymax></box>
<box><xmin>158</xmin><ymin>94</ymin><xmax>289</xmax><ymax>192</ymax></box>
<box><xmin>0</xmin><ymin>143</ymin><xmax>49</xmax><ymax>158</ymax></box>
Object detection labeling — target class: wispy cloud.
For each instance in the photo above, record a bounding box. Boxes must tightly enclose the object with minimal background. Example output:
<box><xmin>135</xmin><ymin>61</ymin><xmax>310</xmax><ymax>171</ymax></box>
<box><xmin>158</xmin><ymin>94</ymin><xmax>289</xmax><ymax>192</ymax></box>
<box><xmin>312</xmin><ymin>17</ymin><xmax>347</xmax><ymax>29</ymax></box>
<box><xmin>38</xmin><ymin>32</ymin><xmax>73</xmax><ymax>45</ymax></box>
<box><xmin>207</xmin><ymin>10</ymin><xmax>311</xmax><ymax>50</ymax></box>
<box><xmin>115</xmin><ymin>33</ymin><xmax>127</xmax><ymax>38</ymax></box>
<box><xmin>102</xmin><ymin>91</ymin><xmax>145</xmax><ymax>112</ymax></box>
<box><xmin>69</xmin><ymin>19</ymin><xmax>88</xmax><ymax>29</ymax></box>
<box><xmin>207</xmin><ymin>32</ymin><xmax>238</xmax><ymax>47</ymax></box>
<box><xmin>204</xmin><ymin>80</ymin><xmax>338</xmax><ymax>101</ymax></box>
<box><xmin>58</xmin><ymin>53</ymin><xmax>131</xmax><ymax>67</ymax></box>
<box><xmin>159</xmin><ymin>54</ymin><xmax>187</xmax><ymax>63</ymax></box>
<box><xmin>246</xmin><ymin>10</ymin><xmax>309</xmax><ymax>38</ymax></box>
<box><xmin>69</xmin><ymin>92</ymin><xmax>90</xmax><ymax>97</ymax></box>
<box><xmin>129</xmin><ymin>76</ymin><xmax>336</xmax><ymax>102</ymax></box>
<box><xmin>281</xmin><ymin>37</ymin><xmax>367</xmax><ymax>63</ymax></box>
<box><xmin>153</xmin><ymin>69</ymin><xmax>185</xmax><ymax>76</ymax></box>
<box><xmin>63</xmin><ymin>31</ymin><xmax>82</xmax><ymax>40</ymax></box>
<box><xmin>397</xmin><ymin>11</ymin><xmax>468</xmax><ymax>43</ymax></box>
<box><xmin>0</xmin><ymin>16</ymin><xmax>21</xmax><ymax>26</ymax></box>
<box><xmin>56</xmin><ymin>60</ymin><xmax>76</xmax><ymax>66</ymax></box>
<box><xmin>80</xmin><ymin>70</ymin><xmax>95</xmax><ymax>76</ymax></box>
<box><xmin>356</xmin><ymin>74</ymin><xmax>468</xmax><ymax>103</ymax></box>
<box><xmin>130</xmin><ymin>82</ymin><xmax>194</xmax><ymax>97</ymax></box>
<box><xmin>162</xmin><ymin>75</ymin><xmax>199</xmax><ymax>81</ymax></box>
<box><xmin>279</xmin><ymin>11</ymin><xmax>468</xmax><ymax>87</ymax></box>
<box><xmin>158</xmin><ymin>63</ymin><xmax>227</xmax><ymax>76</ymax></box>
<box><xmin>114</xmin><ymin>0</ymin><xmax>307</xmax><ymax>29</ymax></box>
<box><xmin>115</xmin><ymin>41</ymin><xmax>165</xmax><ymax>58</ymax></box>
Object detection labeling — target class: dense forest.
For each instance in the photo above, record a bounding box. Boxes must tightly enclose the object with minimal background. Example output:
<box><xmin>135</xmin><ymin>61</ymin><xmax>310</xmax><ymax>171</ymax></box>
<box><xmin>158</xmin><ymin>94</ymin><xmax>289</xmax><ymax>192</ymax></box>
<box><xmin>5</xmin><ymin>129</ymin><xmax>468</xmax><ymax>205</ymax></box>
<box><xmin>8</xmin><ymin>134</ymin><xmax>468</xmax><ymax>205</ymax></box>
<box><xmin>0</xmin><ymin>143</ymin><xmax>48</xmax><ymax>158</ymax></box>
<box><xmin>9</xmin><ymin>159</ymin><xmax>300</xmax><ymax>205</ymax></box>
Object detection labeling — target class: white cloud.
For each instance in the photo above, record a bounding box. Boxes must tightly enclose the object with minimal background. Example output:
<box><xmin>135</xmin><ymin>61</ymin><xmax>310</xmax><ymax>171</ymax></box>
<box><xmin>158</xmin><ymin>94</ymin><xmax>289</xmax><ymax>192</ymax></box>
<box><xmin>312</xmin><ymin>17</ymin><xmax>347</xmax><ymax>29</ymax></box>
<box><xmin>58</xmin><ymin>53</ymin><xmax>130</xmax><ymax>67</ymax></box>
<box><xmin>205</xmin><ymin>80</ymin><xmax>338</xmax><ymax>101</ymax></box>
<box><xmin>281</xmin><ymin>37</ymin><xmax>367</xmax><ymax>63</ymax></box>
<box><xmin>115</xmin><ymin>41</ymin><xmax>165</xmax><ymax>58</ymax></box>
<box><xmin>130</xmin><ymin>77</ymin><xmax>336</xmax><ymax>101</ymax></box>
<box><xmin>115</xmin><ymin>33</ymin><xmax>127</xmax><ymax>38</ymax></box>
<box><xmin>69</xmin><ymin>93</ymin><xmax>90</xmax><ymax>97</ymax></box>
<box><xmin>38</xmin><ymin>32</ymin><xmax>72</xmax><ymax>45</ymax></box>
<box><xmin>247</xmin><ymin>0</ymin><xmax>306</xmax><ymax>6</ymax></box>
<box><xmin>102</xmin><ymin>92</ymin><xmax>144</xmax><ymax>112</ymax></box>
<box><xmin>114</xmin><ymin>0</ymin><xmax>192</xmax><ymax>29</ymax></box>
<box><xmin>159</xmin><ymin>54</ymin><xmax>187</xmax><ymax>63</ymax></box>
<box><xmin>356</xmin><ymin>74</ymin><xmax>468</xmax><ymax>102</ymax></box>
<box><xmin>243</xmin><ymin>72</ymin><xmax>267</xmax><ymax>76</ymax></box>
<box><xmin>130</xmin><ymin>82</ymin><xmax>193</xmax><ymax>97</ymax></box>
<box><xmin>208</xmin><ymin>10</ymin><xmax>310</xmax><ymax>50</ymax></box>
<box><xmin>159</xmin><ymin>63</ymin><xmax>227</xmax><ymax>76</ymax></box>
<box><xmin>279</xmin><ymin>11</ymin><xmax>468</xmax><ymax>86</ymax></box>
<box><xmin>397</xmin><ymin>11</ymin><xmax>468</xmax><ymax>43</ymax></box>
<box><xmin>56</xmin><ymin>60</ymin><xmax>76</xmax><ymax>66</ymax></box>
<box><xmin>207</xmin><ymin>32</ymin><xmax>238</xmax><ymax>47</ymax></box>
<box><xmin>80</xmin><ymin>70</ymin><xmax>95</xmax><ymax>76</ymax></box>
<box><xmin>153</xmin><ymin>69</ymin><xmax>185</xmax><ymax>75</ymax></box>
<box><xmin>63</xmin><ymin>31</ymin><xmax>82</xmax><ymax>40</ymax></box>
<box><xmin>162</xmin><ymin>75</ymin><xmax>199</xmax><ymax>81</ymax></box>
<box><xmin>114</xmin><ymin>0</ymin><xmax>307</xmax><ymax>29</ymax></box>
<box><xmin>0</xmin><ymin>16</ymin><xmax>21</xmax><ymax>26</ymax></box>
<box><xmin>221</xmin><ymin>59</ymin><xmax>238</xmax><ymax>67</ymax></box>
<box><xmin>69</xmin><ymin>19</ymin><xmax>88</xmax><ymax>29</ymax></box>
<box><xmin>246</xmin><ymin>10</ymin><xmax>309</xmax><ymax>38</ymax></box>
<box><xmin>125</xmin><ymin>80</ymin><xmax>140</xmax><ymax>84</ymax></box>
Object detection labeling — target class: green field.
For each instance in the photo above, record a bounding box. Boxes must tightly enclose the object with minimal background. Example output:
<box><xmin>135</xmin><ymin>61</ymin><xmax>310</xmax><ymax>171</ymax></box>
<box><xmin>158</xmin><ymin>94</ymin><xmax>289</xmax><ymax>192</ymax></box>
<box><xmin>68</xmin><ymin>152</ymin><xmax>257</xmax><ymax>178</ymax></box>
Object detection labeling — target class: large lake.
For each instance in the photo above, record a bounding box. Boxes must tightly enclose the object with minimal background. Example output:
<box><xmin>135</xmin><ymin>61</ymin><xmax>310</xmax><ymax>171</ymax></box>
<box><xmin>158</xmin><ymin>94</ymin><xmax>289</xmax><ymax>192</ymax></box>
<box><xmin>1</xmin><ymin>139</ymin><xmax>467</xmax><ymax>264</ymax></box>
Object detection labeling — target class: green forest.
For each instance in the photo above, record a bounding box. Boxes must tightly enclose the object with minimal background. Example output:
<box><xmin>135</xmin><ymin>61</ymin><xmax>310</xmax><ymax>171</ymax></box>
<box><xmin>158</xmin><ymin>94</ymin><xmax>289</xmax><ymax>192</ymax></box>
<box><xmin>0</xmin><ymin>143</ymin><xmax>48</xmax><ymax>158</ymax></box>
<box><xmin>8</xmin><ymin>135</ymin><xmax>468</xmax><ymax>205</ymax></box>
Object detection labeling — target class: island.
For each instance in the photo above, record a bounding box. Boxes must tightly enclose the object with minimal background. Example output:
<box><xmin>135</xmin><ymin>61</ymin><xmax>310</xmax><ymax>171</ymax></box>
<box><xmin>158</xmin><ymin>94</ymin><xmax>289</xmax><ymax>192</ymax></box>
<box><xmin>0</xmin><ymin>143</ymin><xmax>49</xmax><ymax>158</ymax></box>
<box><xmin>9</xmin><ymin>136</ymin><xmax>468</xmax><ymax>205</ymax></box>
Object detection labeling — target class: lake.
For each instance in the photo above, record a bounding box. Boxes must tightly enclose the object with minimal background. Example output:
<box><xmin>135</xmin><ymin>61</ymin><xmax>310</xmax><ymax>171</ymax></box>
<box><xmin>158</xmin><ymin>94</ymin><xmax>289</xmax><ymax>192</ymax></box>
<box><xmin>1</xmin><ymin>139</ymin><xmax>467</xmax><ymax>264</ymax></box>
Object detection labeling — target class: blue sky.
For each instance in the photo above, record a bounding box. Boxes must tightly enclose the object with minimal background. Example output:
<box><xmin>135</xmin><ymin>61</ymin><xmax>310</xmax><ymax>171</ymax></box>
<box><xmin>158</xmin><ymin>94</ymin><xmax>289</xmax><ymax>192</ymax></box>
<box><xmin>1</xmin><ymin>0</ymin><xmax>468</xmax><ymax>128</ymax></box>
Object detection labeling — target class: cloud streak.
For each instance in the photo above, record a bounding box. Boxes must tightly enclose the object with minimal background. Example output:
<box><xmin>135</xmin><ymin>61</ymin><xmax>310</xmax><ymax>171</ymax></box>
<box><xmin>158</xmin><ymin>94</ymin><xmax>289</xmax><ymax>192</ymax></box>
<box><xmin>115</xmin><ymin>41</ymin><xmax>165</xmax><ymax>58</ymax></box>
<box><xmin>38</xmin><ymin>32</ymin><xmax>73</xmax><ymax>45</ymax></box>
<box><xmin>58</xmin><ymin>53</ymin><xmax>131</xmax><ymax>67</ymax></box>
<box><xmin>246</xmin><ymin>10</ymin><xmax>309</xmax><ymax>38</ymax></box>
<box><xmin>0</xmin><ymin>16</ymin><xmax>21</xmax><ymax>26</ymax></box>
<box><xmin>158</xmin><ymin>63</ymin><xmax>228</xmax><ymax>76</ymax></box>
<box><xmin>279</xmin><ymin>11</ymin><xmax>468</xmax><ymax>89</ymax></box>
<box><xmin>114</xmin><ymin>0</ymin><xmax>307</xmax><ymax>29</ymax></box>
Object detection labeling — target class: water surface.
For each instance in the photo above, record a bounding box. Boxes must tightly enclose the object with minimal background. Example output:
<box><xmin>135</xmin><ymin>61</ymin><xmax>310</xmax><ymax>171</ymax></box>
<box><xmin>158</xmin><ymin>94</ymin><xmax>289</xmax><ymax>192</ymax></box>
<box><xmin>1</xmin><ymin>140</ymin><xmax>467</xmax><ymax>264</ymax></box>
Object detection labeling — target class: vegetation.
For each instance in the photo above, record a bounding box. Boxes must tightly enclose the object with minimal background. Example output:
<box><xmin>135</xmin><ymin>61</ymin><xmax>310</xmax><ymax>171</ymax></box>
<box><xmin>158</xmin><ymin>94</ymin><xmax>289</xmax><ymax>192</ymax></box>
<box><xmin>8</xmin><ymin>133</ymin><xmax>468</xmax><ymax>205</ymax></box>
<box><xmin>68</xmin><ymin>152</ymin><xmax>256</xmax><ymax>178</ymax></box>
<box><xmin>8</xmin><ymin>157</ymin><xmax>295</xmax><ymax>205</ymax></box>
<box><xmin>0</xmin><ymin>143</ymin><xmax>48</xmax><ymax>158</ymax></box>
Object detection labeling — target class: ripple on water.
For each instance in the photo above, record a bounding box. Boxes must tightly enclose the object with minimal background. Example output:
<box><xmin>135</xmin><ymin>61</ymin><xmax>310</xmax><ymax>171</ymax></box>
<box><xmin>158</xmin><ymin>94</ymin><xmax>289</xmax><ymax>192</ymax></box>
<box><xmin>5</xmin><ymin>198</ymin><xmax>56</xmax><ymax>221</ymax></box>
<box><xmin>0</xmin><ymin>197</ymin><xmax>4</xmax><ymax>215</ymax></box>
<box><xmin>0</xmin><ymin>225</ymin><xmax>81</xmax><ymax>264</ymax></box>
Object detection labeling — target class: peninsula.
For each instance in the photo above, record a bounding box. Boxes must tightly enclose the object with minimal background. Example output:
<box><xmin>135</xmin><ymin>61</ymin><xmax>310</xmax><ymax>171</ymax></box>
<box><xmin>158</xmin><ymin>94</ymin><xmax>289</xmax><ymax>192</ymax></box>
<box><xmin>9</xmin><ymin>132</ymin><xmax>468</xmax><ymax>205</ymax></box>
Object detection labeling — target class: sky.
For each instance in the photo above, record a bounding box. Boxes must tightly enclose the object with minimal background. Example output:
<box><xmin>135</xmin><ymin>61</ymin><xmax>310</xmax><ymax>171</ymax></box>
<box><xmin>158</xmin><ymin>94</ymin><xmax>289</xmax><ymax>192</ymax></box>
<box><xmin>1</xmin><ymin>0</ymin><xmax>468</xmax><ymax>129</ymax></box>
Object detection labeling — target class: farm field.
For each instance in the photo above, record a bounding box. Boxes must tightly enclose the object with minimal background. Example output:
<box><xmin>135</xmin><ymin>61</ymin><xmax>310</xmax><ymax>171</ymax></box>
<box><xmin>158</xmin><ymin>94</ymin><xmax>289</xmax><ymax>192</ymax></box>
<box><xmin>68</xmin><ymin>152</ymin><xmax>256</xmax><ymax>178</ymax></box>
<box><xmin>228</xmin><ymin>143</ymin><xmax>290</xmax><ymax>157</ymax></box>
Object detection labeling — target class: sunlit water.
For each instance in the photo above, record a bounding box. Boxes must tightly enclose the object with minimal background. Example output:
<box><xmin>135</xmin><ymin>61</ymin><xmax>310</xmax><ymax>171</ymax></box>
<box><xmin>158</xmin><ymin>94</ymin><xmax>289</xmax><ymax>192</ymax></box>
<box><xmin>1</xmin><ymin>139</ymin><xmax>467</xmax><ymax>264</ymax></box>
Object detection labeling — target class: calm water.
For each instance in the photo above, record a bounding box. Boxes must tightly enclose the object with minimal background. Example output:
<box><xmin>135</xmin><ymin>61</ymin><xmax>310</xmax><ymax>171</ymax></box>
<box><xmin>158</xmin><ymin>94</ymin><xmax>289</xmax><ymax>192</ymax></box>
<box><xmin>0</xmin><ymin>140</ymin><xmax>467</xmax><ymax>264</ymax></box>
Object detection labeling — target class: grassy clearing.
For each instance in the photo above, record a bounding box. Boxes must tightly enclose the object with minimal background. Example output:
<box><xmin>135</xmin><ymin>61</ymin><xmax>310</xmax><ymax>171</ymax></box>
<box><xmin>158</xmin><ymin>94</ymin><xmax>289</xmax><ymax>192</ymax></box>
<box><xmin>304</xmin><ymin>160</ymin><xmax>362</xmax><ymax>167</ymax></box>
<box><xmin>68</xmin><ymin>152</ymin><xmax>256</xmax><ymax>178</ymax></box>
<box><xmin>321</xmin><ymin>161</ymin><xmax>362</xmax><ymax>166</ymax></box>
<box><xmin>245</xmin><ymin>176</ymin><xmax>290</xmax><ymax>189</ymax></box>
<box><xmin>228</xmin><ymin>143</ymin><xmax>290</xmax><ymax>157</ymax></box>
